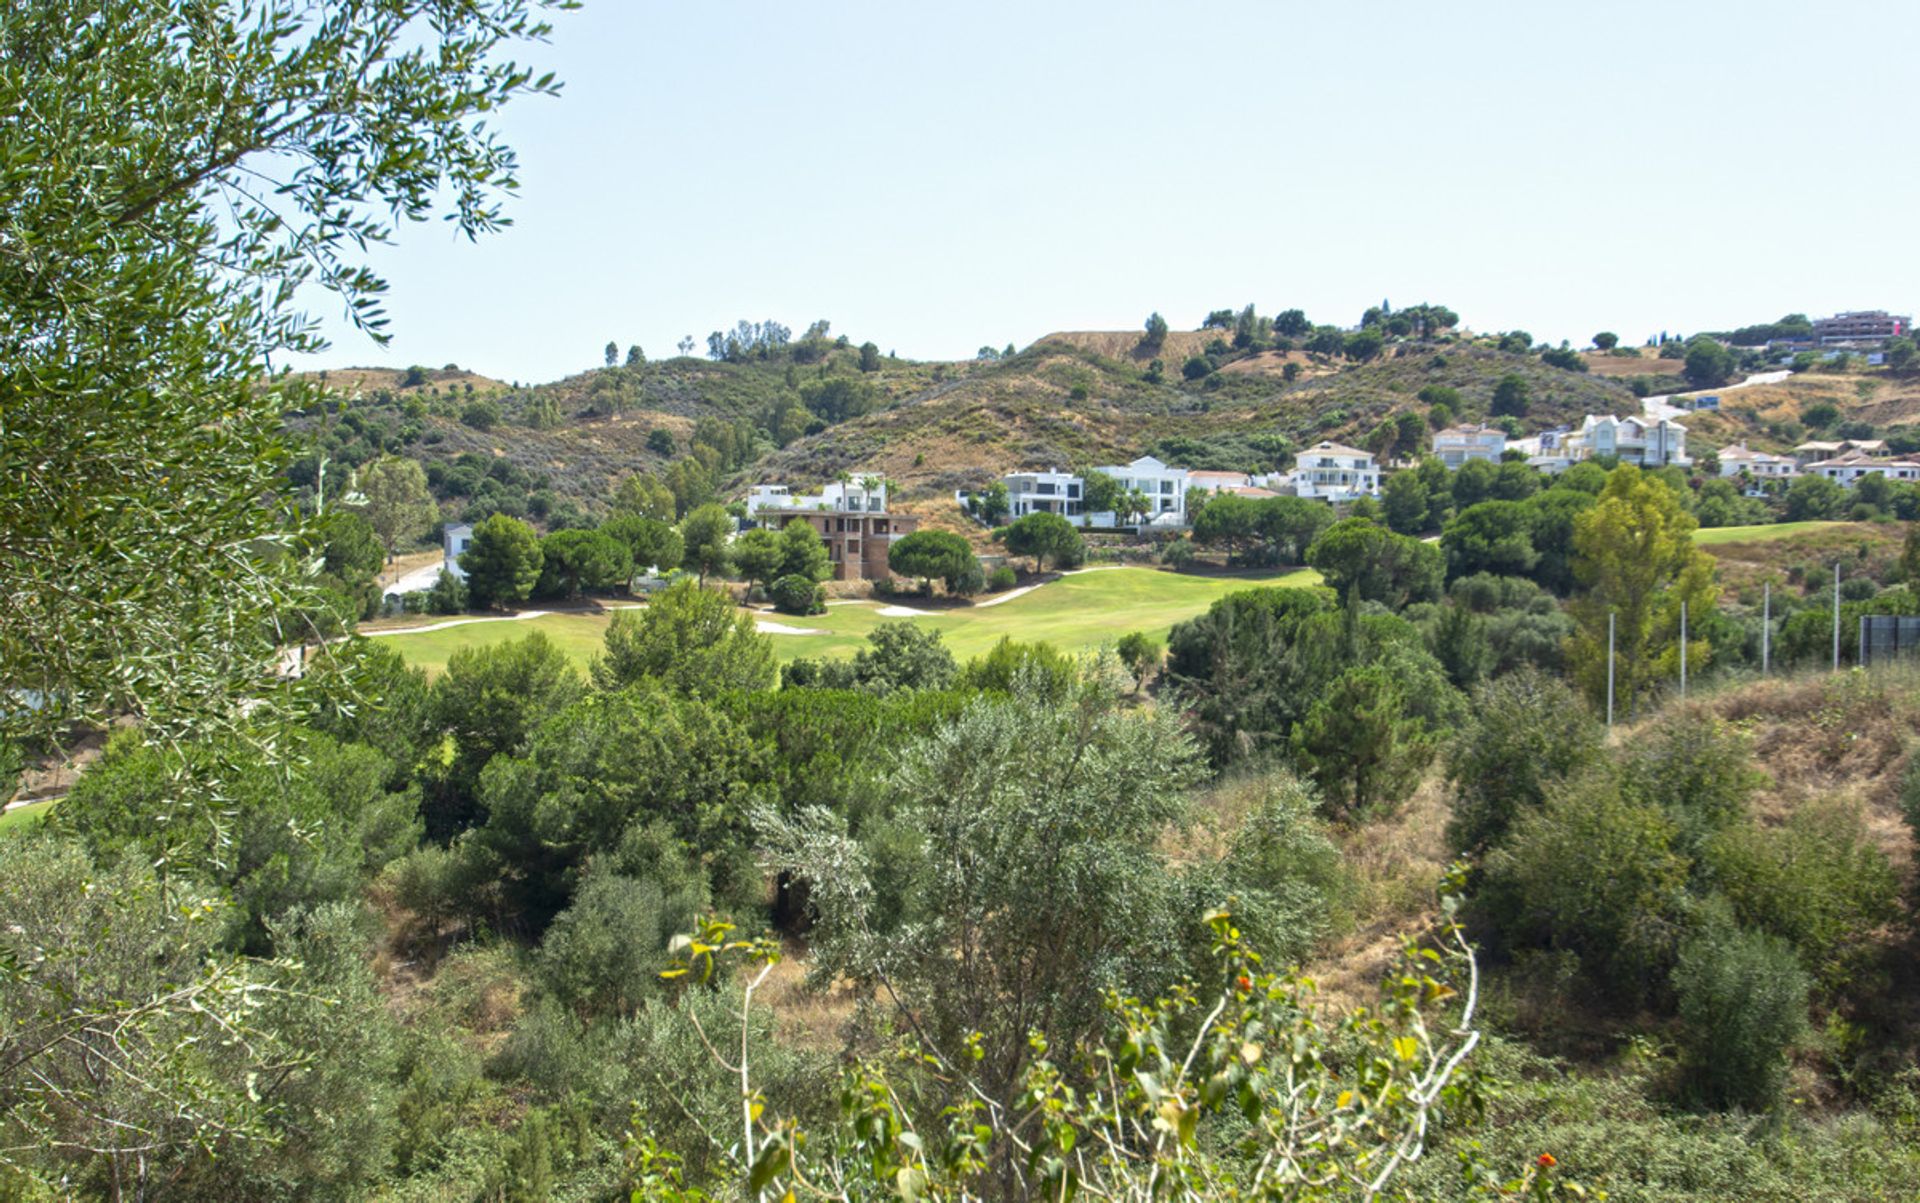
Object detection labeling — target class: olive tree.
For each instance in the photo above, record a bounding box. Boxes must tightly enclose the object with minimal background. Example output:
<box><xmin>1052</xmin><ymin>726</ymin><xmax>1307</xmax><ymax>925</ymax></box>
<box><xmin>0</xmin><ymin>0</ymin><xmax>568</xmax><ymax>749</ymax></box>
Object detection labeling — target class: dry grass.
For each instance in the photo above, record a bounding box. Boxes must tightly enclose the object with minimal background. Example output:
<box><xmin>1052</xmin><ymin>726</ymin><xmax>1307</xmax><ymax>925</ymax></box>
<box><xmin>1035</xmin><ymin>329</ymin><xmax>1226</xmax><ymax>364</ymax></box>
<box><xmin>1307</xmin><ymin>773</ymin><xmax>1451</xmax><ymax>1011</ymax></box>
<box><xmin>753</xmin><ymin>949</ymin><xmax>870</xmax><ymax>1053</ymax></box>
<box><xmin>1694</xmin><ymin>667</ymin><xmax>1920</xmax><ymax>871</ymax></box>
<box><xmin>302</xmin><ymin>364</ymin><xmax>509</xmax><ymax>396</ymax></box>
<box><xmin>1579</xmin><ymin>350</ymin><xmax>1678</xmax><ymax>378</ymax></box>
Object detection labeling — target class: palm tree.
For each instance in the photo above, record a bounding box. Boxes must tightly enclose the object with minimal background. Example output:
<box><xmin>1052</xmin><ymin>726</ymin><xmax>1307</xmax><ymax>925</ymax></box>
<box><xmin>860</xmin><ymin>474</ymin><xmax>885</xmax><ymax>511</ymax></box>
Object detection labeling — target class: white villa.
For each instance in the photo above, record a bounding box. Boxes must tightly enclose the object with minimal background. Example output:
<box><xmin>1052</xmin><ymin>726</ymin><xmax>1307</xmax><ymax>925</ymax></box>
<box><xmin>1002</xmin><ymin>468</ymin><xmax>1084</xmax><ymax>520</ymax></box>
<box><xmin>1715</xmin><ymin>444</ymin><xmax>1798</xmax><ymax>492</ymax></box>
<box><xmin>1806</xmin><ymin>454</ymin><xmax>1920</xmax><ymax>487</ymax></box>
<box><xmin>1530</xmin><ymin>415</ymin><xmax>1690</xmax><ymax>472</ymax></box>
<box><xmin>442</xmin><ymin>522</ymin><xmax>473</xmax><ymax>582</ymax></box>
<box><xmin>1431</xmin><ymin>424</ymin><xmax>1507</xmax><ymax>469</ymax></box>
<box><xmin>1092</xmin><ymin>455</ymin><xmax>1192</xmax><ymax>525</ymax></box>
<box><xmin>1283</xmin><ymin>442</ymin><xmax>1380</xmax><ymax>502</ymax></box>
<box><xmin>747</xmin><ymin>479</ymin><xmax>888</xmax><ymax>516</ymax></box>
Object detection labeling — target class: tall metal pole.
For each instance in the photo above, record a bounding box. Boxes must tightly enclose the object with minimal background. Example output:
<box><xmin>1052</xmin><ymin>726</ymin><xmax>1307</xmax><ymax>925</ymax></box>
<box><xmin>1607</xmin><ymin>610</ymin><xmax>1616</xmax><ymax>728</ymax></box>
<box><xmin>1762</xmin><ymin>580</ymin><xmax>1771</xmax><ymax>675</ymax></box>
<box><xmin>1833</xmin><ymin>562</ymin><xmax>1842</xmax><ymax>672</ymax></box>
<box><xmin>1679</xmin><ymin>601</ymin><xmax>1688</xmax><ymax>698</ymax></box>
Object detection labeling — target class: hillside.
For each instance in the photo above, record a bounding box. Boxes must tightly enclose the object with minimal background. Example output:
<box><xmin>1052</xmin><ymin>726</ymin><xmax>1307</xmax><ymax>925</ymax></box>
<box><xmin>751</xmin><ymin>339</ymin><xmax>1640</xmax><ymax>498</ymax></box>
<box><xmin>287</xmin><ymin>346</ymin><xmax>982</xmax><ymax>518</ymax></box>
<box><xmin>294</xmin><ymin>333</ymin><xmax>1920</xmax><ymax>531</ymax></box>
<box><xmin>1680</xmin><ymin>371</ymin><xmax>1920</xmax><ymax>455</ymax></box>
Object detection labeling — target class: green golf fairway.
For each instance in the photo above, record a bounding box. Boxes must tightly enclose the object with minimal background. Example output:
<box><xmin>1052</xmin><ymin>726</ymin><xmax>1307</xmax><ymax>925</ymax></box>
<box><xmin>375</xmin><ymin>566</ymin><xmax>1321</xmax><ymax>675</ymax></box>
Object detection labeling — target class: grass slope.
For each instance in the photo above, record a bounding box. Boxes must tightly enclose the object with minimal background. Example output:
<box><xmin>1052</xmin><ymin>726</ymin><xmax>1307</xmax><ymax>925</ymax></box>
<box><xmin>0</xmin><ymin>800</ymin><xmax>55</xmax><ymax>837</ymax></box>
<box><xmin>1694</xmin><ymin>520</ymin><xmax>1905</xmax><ymax>593</ymax></box>
<box><xmin>1692</xmin><ymin>520</ymin><xmax>1853</xmax><ymax>545</ymax></box>
<box><xmin>375</xmin><ymin>566</ymin><xmax>1320</xmax><ymax>675</ymax></box>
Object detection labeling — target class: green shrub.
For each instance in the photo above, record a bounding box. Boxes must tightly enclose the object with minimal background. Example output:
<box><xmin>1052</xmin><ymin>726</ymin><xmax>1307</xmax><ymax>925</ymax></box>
<box><xmin>460</xmin><ymin>398</ymin><xmax>501</xmax><ymax>430</ymax></box>
<box><xmin>1446</xmin><ymin>667</ymin><xmax>1603</xmax><ymax>856</ymax></box>
<box><xmin>847</xmin><ymin>622</ymin><xmax>957</xmax><ymax>694</ymax></box>
<box><xmin>987</xmin><ymin>565</ymin><xmax>1017</xmax><ymax>591</ymax></box>
<box><xmin>770</xmin><ymin>572</ymin><xmax>825</xmax><ymax>615</ymax></box>
<box><xmin>536</xmin><ymin>865</ymin><xmax>705</xmax><ymax>1019</ymax></box>
<box><xmin>1220</xmin><ymin>773</ymin><xmax>1353</xmax><ymax>958</ymax></box>
<box><xmin>1616</xmin><ymin>713</ymin><xmax>1762</xmax><ymax>860</ymax></box>
<box><xmin>426</xmin><ymin>568</ymin><xmax>468</xmax><ymax>614</ymax></box>
<box><xmin>1480</xmin><ymin>779</ymin><xmax>1689</xmax><ymax>1004</ymax></box>
<box><xmin>958</xmin><ymin>636</ymin><xmax>1076</xmax><ymax>699</ymax></box>
<box><xmin>1672</xmin><ymin>906</ymin><xmax>1808</xmax><ymax>1112</ymax></box>
<box><xmin>1704</xmin><ymin>801</ymin><xmax>1897</xmax><ymax>992</ymax></box>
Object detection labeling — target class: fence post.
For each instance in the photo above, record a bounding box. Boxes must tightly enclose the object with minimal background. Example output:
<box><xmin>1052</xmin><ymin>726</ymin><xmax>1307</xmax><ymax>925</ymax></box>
<box><xmin>1674</xmin><ymin>598</ymin><xmax>1689</xmax><ymax>698</ymax></box>
<box><xmin>1761</xmin><ymin>580</ymin><xmax>1770</xmax><ymax>675</ymax></box>
<box><xmin>1832</xmin><ymin>563</ymin><xmax>1841</xmax><ymax>672</ymax></box>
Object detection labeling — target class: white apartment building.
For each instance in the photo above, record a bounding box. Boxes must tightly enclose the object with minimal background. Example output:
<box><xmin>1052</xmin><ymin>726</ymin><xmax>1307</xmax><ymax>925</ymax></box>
<box><xmin>1431</xmin><ymin>424</ymin><xmax>1507</xmax><ymax>469</ymax></box>
<box><xmin>1092</xmin><ymin>455</ymin><xmax>1192</xmax><ymax>525</ymax></box>
<box><xmin>1283</xmin><ymin>442</ymin><xmax>1380</xmax><ymax>502</ymax></box>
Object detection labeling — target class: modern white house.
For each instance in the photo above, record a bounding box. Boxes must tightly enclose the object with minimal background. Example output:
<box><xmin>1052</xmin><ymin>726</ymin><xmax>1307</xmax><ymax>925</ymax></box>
<box><xmin>747</xmin><ymin>479</ymin><xmax>888</xmax><ymax>516</ymax></box>
<box><xmin>1092</xmin><ymin>455</ymin><xmax>1192</xmax><ymax>525</ymax></box>
<box><xmin>1430</xmin><ymin>424</ymin><xmax>1507</xmax><ymax>469</ymax></box>
<box><xmin>1282</xmin><ymin>442</ymin><xmax>1380</xmax><ymax>502</ymax></box>
<box><xmin>442</xmin><ymin>522</ymin><xmax>473</xmax><ymax>582</ymax></box>
<box><xmin>1806</xmin><ymin>454</ymin><xmax>1920</xmax><ymax>487</ymax></box>
<box><xmin>1530</xmin><ymin>415</ymin><xmax>1690</xmax><ymax>472</ymax></box>
<box><xmin>1715</xmin><ymin>444</ymin><xmax>1798</xmax><ymax>494</ymax></box>
<box><xmin>1002</xmin><ymin>469</ymin><xmax>1084</xmax><ymax>519</ymax></box>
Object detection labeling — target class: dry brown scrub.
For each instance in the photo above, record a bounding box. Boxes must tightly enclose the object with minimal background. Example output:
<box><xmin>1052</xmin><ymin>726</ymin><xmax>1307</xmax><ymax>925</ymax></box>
<box><xmin>1306</xmin><ymin>774</ymin><xmax>1451</xmax><ymax>1011</ymax></box>
<box><xmin>1698</xmin><ymin>667</ymin><xmax>1920</xmax><ymax>872</ymax></box>
<box><xmin>1580</xmin><ymin>350</ymin><xmax>1676</xmax><ymax>377</ymax></box>
<box><xmin>1036</xmin><ymin>329</ymin><xmax>1224</xmax><ymax>363</ymax></box>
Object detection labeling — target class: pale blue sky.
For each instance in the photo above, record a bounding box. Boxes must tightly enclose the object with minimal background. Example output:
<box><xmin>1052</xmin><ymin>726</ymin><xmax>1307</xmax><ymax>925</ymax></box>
<box><xmin>296</xmin><ymin>0</ymin><xmax>1919</xmax><ymax>384</ymax></box>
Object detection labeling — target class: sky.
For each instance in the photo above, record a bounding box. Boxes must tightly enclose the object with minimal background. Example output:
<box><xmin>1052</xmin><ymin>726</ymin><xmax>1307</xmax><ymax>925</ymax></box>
<box><xmin>294</xmin><ymin>0</ymin><xmax>1920</xmax><ymax>384</ymax></box>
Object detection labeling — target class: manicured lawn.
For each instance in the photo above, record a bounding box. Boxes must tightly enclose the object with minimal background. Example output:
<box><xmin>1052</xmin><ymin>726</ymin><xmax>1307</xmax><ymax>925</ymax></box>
<box><xmin>0</xmin><ymin>800</ymin><xmax>55</xmax><ymax>837</ymax></box>
<box><xmin>1693</xmin><ymin>521</ymin><xmax>1852</xmax><ymax>546</ymax></box>
<box><xmin>375</xmin><ymin>566</ymin><xmax>1321</xmax><ymax>674</ymax></box>
<box><xmin>369</xmin><ymin>611</ymin><xmax>624</xmax><ymax>676</ymax></box>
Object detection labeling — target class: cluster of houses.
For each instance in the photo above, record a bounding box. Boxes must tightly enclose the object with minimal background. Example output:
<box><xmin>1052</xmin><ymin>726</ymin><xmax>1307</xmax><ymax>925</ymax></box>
<box><xmin>991</xmin><ymin>447</ymin><xmax>1384</xmax><ymax>528</ymax></box>
<box><xmin>969</xmin><ymin>409</ymin><xmax>1918</xmax><ymax>534</ymax></box>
